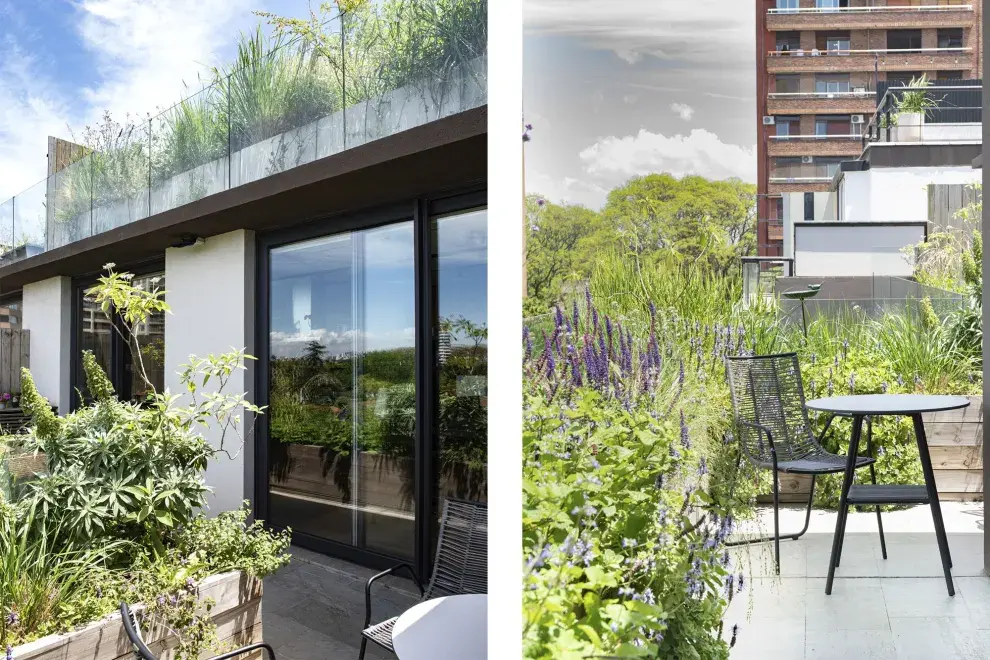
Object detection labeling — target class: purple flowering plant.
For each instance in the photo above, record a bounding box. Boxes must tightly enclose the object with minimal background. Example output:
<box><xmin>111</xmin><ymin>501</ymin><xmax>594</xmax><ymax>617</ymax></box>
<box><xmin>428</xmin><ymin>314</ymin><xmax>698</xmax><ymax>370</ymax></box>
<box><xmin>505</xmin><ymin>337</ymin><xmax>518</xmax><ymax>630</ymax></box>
<box><xmin>523</xmin><ymin>290</ymin><xmax>749</xmax><ymax>659</ymax></box>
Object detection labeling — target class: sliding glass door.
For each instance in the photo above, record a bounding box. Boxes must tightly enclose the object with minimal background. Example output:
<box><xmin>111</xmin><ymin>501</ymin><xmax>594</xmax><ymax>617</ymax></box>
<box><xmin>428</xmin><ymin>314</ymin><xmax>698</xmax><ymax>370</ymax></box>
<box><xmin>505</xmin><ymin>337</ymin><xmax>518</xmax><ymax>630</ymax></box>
<box><xmin>267</xmin><ymin>222</ymin><xmax>417</xmax><ymax>559</ymax></box>
<box><xmin>261</xmin><ymin>195</ymin><xmax>486</xmax><ymax>570</ymax></box>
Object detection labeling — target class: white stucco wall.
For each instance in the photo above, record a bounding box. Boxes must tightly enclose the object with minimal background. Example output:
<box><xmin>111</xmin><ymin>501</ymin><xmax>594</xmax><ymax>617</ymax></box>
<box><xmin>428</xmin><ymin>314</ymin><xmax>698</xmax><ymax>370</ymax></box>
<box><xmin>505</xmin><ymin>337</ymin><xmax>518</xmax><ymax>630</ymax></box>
<box><xmin>165</xmin><ymin>229</ymin><xmax>256</xmax><ymax>515</ymax></box>
<box><xmin>794</xmin><ymin>223</ymin><xmax>925</xmax><ymax>277</ymax></box>
<box><xmin>22</xmin><ymin>276</ymin><xmax>71</xmax><ymax>412</ymax></box>
<box><xmin>781</xmin><ymin>192</ymin><xmax>835</xmax><ymax>258</ymax></box>
<box><xmin>838</xmin><ymin>166</ymin><xmax>980</xmax><ymax>223</ymax></box>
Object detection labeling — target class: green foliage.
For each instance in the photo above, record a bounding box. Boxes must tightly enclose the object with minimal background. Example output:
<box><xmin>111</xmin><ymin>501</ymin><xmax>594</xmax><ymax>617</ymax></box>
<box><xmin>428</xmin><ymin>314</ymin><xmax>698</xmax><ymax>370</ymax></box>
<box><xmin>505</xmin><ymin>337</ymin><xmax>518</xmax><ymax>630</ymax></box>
<box><xmin>523</xmin><ymin>389</ymin><xmax>737</xmax><ymax>659</ymax></box>
<box><xmin>0</xmin><ymin>511</ymin><xmax>123</xmax><ymax>647</ymax></box>
<box><xmin>171</xmin><ymin>503</ymin><xmax>291</xmax><ymax>578</ymax></box>
<box><xmin>2</xmin><ymin>267</ymin><xmax>290</xmax><ymax>658</ymax></box>
<box><xmin>894</xmin><ymin>74</ymin><xmax>945</xmax><ymax>119</ymax></box>
<box><xmin>16</xmin><ymin>351</ymin><xmax>213</xmax><ymax>551</ymax></box>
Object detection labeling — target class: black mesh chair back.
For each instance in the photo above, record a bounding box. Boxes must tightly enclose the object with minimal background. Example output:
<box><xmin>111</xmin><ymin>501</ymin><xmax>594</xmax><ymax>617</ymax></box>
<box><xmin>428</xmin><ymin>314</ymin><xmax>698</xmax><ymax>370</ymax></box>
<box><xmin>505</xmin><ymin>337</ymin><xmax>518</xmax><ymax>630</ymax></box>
<box><xmin>425</xmin><ymin>498</ymin><xmax>488</xmax><ymax>598</ymax></box>
<box><xmin>726</xmin><ymin>352</ymin><xmax>822</xmax><ymax>466</ymax></box>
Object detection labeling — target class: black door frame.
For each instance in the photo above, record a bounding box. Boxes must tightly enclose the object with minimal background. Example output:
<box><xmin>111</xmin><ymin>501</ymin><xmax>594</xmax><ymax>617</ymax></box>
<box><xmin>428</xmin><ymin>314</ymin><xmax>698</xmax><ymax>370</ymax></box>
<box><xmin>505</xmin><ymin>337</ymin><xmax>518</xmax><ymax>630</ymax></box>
<box><xmin>254</xmin><ymin>186</ymin><xmax>485</xmax><ymax>577</ymax></box>
<box><xmin>69</xmin><ymin>257</ymin><xmax>165</xmax><ymax>411</ymax></box>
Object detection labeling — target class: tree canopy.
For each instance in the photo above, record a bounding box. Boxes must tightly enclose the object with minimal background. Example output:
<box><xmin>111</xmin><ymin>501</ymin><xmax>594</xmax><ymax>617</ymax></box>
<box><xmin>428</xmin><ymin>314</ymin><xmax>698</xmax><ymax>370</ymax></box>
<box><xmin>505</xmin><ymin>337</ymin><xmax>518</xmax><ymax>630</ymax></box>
<box><xmin>525</xmin><ymin>174</ymin><xmax>757</xmax><ymax>313</ymax></box>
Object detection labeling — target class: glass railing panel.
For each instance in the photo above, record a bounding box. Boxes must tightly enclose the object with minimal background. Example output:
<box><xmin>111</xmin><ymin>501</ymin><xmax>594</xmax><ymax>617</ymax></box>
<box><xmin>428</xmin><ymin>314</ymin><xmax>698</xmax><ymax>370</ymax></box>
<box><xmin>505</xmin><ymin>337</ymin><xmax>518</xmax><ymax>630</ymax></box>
<box><xmin>92</xmin><ymin>119</ymin><xmax>151</xmax><ymax>235</ymax></box>
<box><xmin>50</xmin><ymin>153</ymin><xmax>94</xmax><ymax>249</ymax></box>
<box><xmin>0</xmin><ymin>199</ymin><xmax>13</xmax><ymax>266</ymax></box>
<box><xmin>229</xmin><ymin>43</ymin><xmax>338</xmax><ymax>188</ymax></box>
<box><xmin>12</xmin><ymin>179</ymin><xmax>48</xmax><ymax>260</ymax></box>
<box><xmin>151</xmin><ymin>80</ymin><xmax>229</xmax><ymax>215</ymax></box>
<box><xmin>343</xmin><ymin>1</ymin><xmax>487</xmax><ymax>151</ymax></box>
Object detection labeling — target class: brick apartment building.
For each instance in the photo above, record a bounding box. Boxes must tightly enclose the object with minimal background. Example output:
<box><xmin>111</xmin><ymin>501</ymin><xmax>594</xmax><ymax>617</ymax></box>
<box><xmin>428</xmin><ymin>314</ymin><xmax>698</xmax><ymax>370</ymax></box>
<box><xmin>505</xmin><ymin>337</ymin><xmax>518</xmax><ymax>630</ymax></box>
<box><xmin>756</xmin><ymin>0</ymin><xmax>983</xmax><ymax>256</ymax></box>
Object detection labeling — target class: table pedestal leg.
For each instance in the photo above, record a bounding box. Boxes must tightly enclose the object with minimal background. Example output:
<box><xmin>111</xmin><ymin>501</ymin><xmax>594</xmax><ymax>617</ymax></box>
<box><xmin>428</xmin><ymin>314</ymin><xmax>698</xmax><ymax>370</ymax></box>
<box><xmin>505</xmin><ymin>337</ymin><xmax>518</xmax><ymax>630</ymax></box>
<box><xmin>826</xmin><ymin>414</ymin><xmax>863</xmax><ymax>595</ymax></box>
<box><xmin>912</xmin><ymin>413</ymin><xmax>954</xmax><ymax>596</ymax></box>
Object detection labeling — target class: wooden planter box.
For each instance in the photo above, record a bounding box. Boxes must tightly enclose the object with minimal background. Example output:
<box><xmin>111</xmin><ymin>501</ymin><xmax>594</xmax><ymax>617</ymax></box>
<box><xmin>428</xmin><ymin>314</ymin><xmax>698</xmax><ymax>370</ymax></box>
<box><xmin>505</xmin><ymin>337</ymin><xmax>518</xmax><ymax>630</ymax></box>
<box><xmin>759</xmin><ymin>396</ymin><xmax>984</xmax><ymax>504</ymax></box>
<box><xmin>11</xmin><ymin>571</ymin><xmax>263</xmax><ymax>660</ymax></box>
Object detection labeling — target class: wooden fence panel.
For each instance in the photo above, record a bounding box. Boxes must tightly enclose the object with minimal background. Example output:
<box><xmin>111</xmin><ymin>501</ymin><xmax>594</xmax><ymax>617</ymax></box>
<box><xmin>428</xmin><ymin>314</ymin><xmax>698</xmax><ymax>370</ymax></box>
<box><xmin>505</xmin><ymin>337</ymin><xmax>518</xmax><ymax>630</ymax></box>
<box><xmin>0</xmin><ymin>328</ymin><xmax>29</xmax><ymax>394</ymax></box>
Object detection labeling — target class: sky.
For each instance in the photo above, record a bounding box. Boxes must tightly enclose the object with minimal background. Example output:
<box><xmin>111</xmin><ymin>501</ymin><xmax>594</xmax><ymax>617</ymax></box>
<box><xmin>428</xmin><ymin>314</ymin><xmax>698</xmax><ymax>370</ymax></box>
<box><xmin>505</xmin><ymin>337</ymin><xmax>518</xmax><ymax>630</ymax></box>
<box><xmin>0</xmin><ymin>0</ymin><xmax>319</xmax><ymax>201</ymax></box>
<box><xmin>523</xmin><ymin>0</ymin><xmax>759</xmax><ymax>210</ymax></box>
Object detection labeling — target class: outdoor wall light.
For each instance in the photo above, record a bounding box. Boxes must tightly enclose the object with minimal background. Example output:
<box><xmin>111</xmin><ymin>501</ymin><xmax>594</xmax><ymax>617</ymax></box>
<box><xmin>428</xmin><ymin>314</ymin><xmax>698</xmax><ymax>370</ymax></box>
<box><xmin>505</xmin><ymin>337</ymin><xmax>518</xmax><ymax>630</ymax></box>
<box><xmin>172</xmin><ymin>234</ymin><xmax>205</xmax><ymax>248</ymax></box>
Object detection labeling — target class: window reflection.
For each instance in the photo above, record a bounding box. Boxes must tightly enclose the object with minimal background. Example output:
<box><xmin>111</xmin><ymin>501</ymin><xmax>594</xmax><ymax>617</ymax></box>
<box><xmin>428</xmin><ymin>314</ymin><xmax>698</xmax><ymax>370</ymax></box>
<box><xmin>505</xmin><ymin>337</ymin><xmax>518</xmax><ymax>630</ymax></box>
<box><xmin>268</xmin><ymin>222</ymin><xmax>417</xmax><ymax>559</ymax></box>
<box><xmin>434</xmin><ymin>207</ymin><xmax>488</xmax><ymax>537</ymax></box>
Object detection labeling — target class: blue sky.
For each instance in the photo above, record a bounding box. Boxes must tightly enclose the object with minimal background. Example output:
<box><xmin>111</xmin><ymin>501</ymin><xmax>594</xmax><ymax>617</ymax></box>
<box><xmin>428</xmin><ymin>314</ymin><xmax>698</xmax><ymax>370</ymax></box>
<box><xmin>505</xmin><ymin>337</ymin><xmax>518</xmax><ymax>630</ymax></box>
<box><xmin>0</xmin><ymin>0</ymin><xmax>317</xmax><ymax>200</ymax></box>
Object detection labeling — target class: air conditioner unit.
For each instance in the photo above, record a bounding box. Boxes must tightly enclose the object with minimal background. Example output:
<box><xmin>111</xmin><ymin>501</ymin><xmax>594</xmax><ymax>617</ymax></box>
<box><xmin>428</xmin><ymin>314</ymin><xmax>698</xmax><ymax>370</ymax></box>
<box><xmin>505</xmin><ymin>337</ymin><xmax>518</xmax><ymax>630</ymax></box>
<box><xmin>851</xmin><ymin>114</ymin><xmax>865</xmax><ymax>124</ymax></box>
<box><xmin>853</xmin><ymin>87</ymin><xmax>867</xmax><ymax>94</ymax></box>
<box><xmin>762</xmin><ymin>116</ymin><xmax>776</xmax><ymax>125</ymax></box>
<box><xmin>826</xmin><ymin>93</ymin><xmax>835</xmax><ymax>99</ymax></box>
<box><xmin>801</xmin><ymin>155</ymin><xmax>814</xmax><ymax>164</ymax></box>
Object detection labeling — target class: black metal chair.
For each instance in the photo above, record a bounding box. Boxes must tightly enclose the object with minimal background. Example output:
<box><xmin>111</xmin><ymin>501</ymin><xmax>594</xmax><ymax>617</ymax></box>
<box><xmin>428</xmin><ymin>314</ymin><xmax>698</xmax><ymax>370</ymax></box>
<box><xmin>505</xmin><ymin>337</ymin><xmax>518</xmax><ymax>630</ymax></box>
<box><xmin>120</xmin><ymin>601</ymin><xmax>277</xmax><ymax>660</ymax></box>
<box><xmin>360</xmin><ymin>498</ymin><xmax>487</xmax><ymax>660</ymax></box>
<box><xmin>726</xmin><ymin>353</ymin><xmax>886</xmax><ymax>573</ymax></box>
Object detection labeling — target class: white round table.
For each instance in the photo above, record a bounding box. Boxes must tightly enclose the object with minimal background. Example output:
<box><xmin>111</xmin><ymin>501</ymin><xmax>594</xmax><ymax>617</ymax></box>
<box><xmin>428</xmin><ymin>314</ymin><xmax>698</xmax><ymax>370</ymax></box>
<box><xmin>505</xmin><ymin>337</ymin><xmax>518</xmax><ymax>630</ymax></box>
<box><xmin>391</xmin><ymin>594</ymin><xmax>487</xmax><ymax>660</ymax></box>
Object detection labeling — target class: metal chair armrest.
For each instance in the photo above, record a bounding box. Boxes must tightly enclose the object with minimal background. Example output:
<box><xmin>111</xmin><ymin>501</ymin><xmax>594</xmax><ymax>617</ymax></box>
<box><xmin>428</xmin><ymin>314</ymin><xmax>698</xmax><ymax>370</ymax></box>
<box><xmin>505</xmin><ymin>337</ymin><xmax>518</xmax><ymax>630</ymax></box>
<box><xmin>119</xmin><ymin>602</ymin><xmax>156</xmax><ymax>660</ymax></box>
<box><xmin>364</xmin><ymin>563</ymin><xmax>425</xmax><ymax>629</ymax></box>
<box><xmin>736</xmin><ymin>420</ymin><xmax>778</xmax><ymax>470</ymax></box>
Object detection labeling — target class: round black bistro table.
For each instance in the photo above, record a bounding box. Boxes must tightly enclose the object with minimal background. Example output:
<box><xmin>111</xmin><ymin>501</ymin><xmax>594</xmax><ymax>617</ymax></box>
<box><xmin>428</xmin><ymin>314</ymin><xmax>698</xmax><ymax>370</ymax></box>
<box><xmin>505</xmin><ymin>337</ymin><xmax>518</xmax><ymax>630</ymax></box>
<box><xmin>805</xmin><ymin>394</ymin><xmax>970</xmax><ymax>597</ymax></box>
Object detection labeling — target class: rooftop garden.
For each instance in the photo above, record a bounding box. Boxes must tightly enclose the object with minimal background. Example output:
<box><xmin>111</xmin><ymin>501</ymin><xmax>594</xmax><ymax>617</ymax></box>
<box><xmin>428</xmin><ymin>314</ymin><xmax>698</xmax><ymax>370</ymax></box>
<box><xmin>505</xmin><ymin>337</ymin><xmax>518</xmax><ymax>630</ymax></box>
<box><xmin>0</xmin><ymin>267</ymin><xmax>290</xmax><ymax>657</ymax></box>
<box><xmin>4</xmin><ymin>0</ymin><xmax>487</xmax><ymax>256</ymax></box>
<box><xmin>521</xmin><ymin>169</ymin><xmax>983</xmax><ymax>657</ymax></box>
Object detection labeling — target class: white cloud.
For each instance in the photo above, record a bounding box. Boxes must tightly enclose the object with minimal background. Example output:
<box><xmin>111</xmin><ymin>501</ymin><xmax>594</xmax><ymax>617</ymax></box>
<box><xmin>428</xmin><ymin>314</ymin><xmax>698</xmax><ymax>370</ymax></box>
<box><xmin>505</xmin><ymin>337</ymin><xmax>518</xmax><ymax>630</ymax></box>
<box><xmin>0</xmin><ymin>44</ymin><xmax>71</xmax><ymax>198</ymax></box>
<box><xmin>0</xmin><ymin>0</ymin><xmax>273</xmax><ymax>200</ymax></box>
<box><xmin>670</xmin><ymin>102</ymin><xmax>694</xmax><ymax>121</ymax></box>
<box><xmin>525</xmin><ymin>0</ymin><xmax>753</xmax><ymax>70</ymax></box>
<box><xmin>77</xmin><ymin>0</ymin><xmax>256</xmax><ymax>121</ymax></box>
<box><xmin>578</xmin><ymin>128</ymin><xmax>756</xmax><ymax>190</ymax></box>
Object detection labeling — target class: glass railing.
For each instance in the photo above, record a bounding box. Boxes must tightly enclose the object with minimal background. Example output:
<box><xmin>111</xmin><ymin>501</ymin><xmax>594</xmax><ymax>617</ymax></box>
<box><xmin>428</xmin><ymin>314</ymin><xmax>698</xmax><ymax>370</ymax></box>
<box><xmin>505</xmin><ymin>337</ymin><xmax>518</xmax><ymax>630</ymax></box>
<box><xmin>0</xmin><ymin>0</ymin><xmax>487</xmax><ymax>266</ymax></box>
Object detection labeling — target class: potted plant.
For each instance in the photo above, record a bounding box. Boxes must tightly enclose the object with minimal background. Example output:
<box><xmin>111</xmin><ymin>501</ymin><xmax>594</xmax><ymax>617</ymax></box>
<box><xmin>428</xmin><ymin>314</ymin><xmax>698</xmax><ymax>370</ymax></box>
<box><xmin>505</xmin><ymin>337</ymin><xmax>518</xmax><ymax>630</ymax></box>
<box><xmin>11</xmin><ymin>392</ymin><xmax>19</xmax><ymax>407</ymax></box>
<box><xmin>893</xmin><ymin>74</ymin><xmax>943</xmax><ymax>142</ymax></box>
<box><xmin>0</xmin><ymin>393</ymin><xmax>12</xmax><ymax>409</ymax></box>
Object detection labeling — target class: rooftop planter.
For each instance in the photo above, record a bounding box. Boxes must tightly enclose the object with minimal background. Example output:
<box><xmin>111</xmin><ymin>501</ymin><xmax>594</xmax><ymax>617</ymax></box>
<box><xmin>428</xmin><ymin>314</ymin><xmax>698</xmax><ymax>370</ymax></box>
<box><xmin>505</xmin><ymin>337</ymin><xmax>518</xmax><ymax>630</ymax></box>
<box><xmin>11</xmin><ymin>571</ymin><xmax>262</xmax><ymax>660</ymax></box>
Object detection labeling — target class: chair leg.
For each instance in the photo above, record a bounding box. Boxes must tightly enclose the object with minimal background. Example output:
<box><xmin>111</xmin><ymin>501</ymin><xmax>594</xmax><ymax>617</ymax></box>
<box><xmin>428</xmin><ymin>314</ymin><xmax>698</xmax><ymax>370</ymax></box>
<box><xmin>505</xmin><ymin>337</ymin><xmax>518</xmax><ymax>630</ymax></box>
<box><xmin>359</xmin><ymin>637</ymin><xmax>367</xmax><ymax>660</ymax></box>
<box><xmin>773</xmin><ymin>470</ymin><xmax>781</xmax><ymax>575</ymax></box>
<box><xmin>791</xmin><ymin>475</ymin><xmax>817</xmax><ymax>541</ymax></box>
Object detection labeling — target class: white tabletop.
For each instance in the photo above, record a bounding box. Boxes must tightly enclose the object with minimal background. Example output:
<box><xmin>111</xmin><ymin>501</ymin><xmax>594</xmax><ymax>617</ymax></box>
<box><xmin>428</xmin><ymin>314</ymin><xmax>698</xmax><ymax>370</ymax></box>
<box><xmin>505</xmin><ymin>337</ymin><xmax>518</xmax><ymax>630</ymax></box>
<box><xmin>392</xmin><ymin>594</ymin><xmax>487</xmax><ymax>660</ymax></box>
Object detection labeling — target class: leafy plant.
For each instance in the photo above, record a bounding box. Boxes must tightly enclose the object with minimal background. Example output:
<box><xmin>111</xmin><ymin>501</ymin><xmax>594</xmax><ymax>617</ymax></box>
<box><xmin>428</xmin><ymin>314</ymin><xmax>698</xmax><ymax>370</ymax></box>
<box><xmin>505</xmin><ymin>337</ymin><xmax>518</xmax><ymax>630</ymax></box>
<box><xmin>894</xmin><ymin>74</ymin><xmax>945</xmax><ymax>120</ymax></box>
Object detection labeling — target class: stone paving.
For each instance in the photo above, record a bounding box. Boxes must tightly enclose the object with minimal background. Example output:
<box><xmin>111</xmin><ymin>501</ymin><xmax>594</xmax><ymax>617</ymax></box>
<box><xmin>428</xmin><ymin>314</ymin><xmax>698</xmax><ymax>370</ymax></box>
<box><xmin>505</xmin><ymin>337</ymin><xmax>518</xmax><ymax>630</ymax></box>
<box><xmin>726</xmin><ymin>502</ymin><xmax>990</xmax><ymax>659</ymax></box>
<box><xmin>263</xmin><ymin>546</ymin><xmax>419</xmax><ymax>660</ymax></box>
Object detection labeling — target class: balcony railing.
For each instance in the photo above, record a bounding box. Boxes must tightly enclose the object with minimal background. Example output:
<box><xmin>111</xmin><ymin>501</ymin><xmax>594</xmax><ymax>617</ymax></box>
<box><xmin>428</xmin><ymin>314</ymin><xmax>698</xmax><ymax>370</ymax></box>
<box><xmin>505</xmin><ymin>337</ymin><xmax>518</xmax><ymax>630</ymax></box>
<box><xmin>767</xmin><ymin>47</ymin><xmax>970</xmax><ymax>58</ymax></box>
<box><xmin>768</xmin><ymin>4</ymin><xmax>972</xmax><ymax>14</ymax></box>
<box><xmin>769</xmin><ymin>134</ymin><xmax>863</xmax><ymax>140</ymax></box>
<box><xmin>767</xmin><ymin>91</ymin><xmax>873</xmax><ymax>99</ymax></box>
<box><xmin>0</xmin><ymin>1</ymin><xmax>487</xmax><ymax>267</ymax></box>
<box><xmin>861</xmin><ymin>82</ymin><xmax>981</xmax><ymax>147</ymax></box>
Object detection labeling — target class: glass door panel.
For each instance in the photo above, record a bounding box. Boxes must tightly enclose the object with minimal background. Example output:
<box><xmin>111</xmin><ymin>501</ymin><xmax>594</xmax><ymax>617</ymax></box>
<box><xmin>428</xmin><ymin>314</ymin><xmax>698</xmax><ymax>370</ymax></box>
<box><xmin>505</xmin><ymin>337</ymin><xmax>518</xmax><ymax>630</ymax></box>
<box><xmin>268</xmin><ymin>221</ymin><xmax>416</xmax><ymax>559</ymax></box>
<box><xmin>432</xmin><ymin>207</ymin><xmax>488</xmax><ymax>555</ymax></box>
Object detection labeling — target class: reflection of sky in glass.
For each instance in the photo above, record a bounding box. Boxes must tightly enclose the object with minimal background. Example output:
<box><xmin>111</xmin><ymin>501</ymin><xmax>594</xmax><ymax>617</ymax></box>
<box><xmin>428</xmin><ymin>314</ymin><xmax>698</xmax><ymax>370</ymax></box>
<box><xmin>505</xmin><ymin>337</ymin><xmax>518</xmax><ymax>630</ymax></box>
<box><xmin>270</xmin><ymin>222</ymin><xmax>415</xmax><ymax>358</ymax></box>
<box><xmin>269</xmin><ymin>209</ymin><xmax>487</xmax><ymax>359</ymax></box>
<box><xmin>437</xmin><ymin>209</ymin><xmax>487</xmax><ymax>346</ymax></box>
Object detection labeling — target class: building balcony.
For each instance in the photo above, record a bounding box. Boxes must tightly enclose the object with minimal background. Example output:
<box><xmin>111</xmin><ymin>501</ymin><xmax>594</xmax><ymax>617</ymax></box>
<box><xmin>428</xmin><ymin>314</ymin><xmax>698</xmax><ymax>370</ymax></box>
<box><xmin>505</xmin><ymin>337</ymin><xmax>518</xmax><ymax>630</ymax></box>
<box><xmin>767</xmin><ymin>91</ymin><xmax>877</xmax><ymax>115</ymax></box>
<box><xmin>768</xmin><ymin>178</ymin><xmax>833</xmax><ymax>194</ymax></box>
<box><xmin>767</xmin><ymin>5</ymin><xmax>974</xmax><ymax>31</ymax></box>
<box><xmin>766</xmin><ymin>48</ymin><xmax>973</xmax><ymax>73</ymax></box>
<box><xmin>767</xmin><ymin>221</ymin><xmax>784</xmax><ymax>242</ymax></box>
<box><xmin>767</xmin><ymin>134</ymin><xmax>864</xmax><ymax>157</ymax></box>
